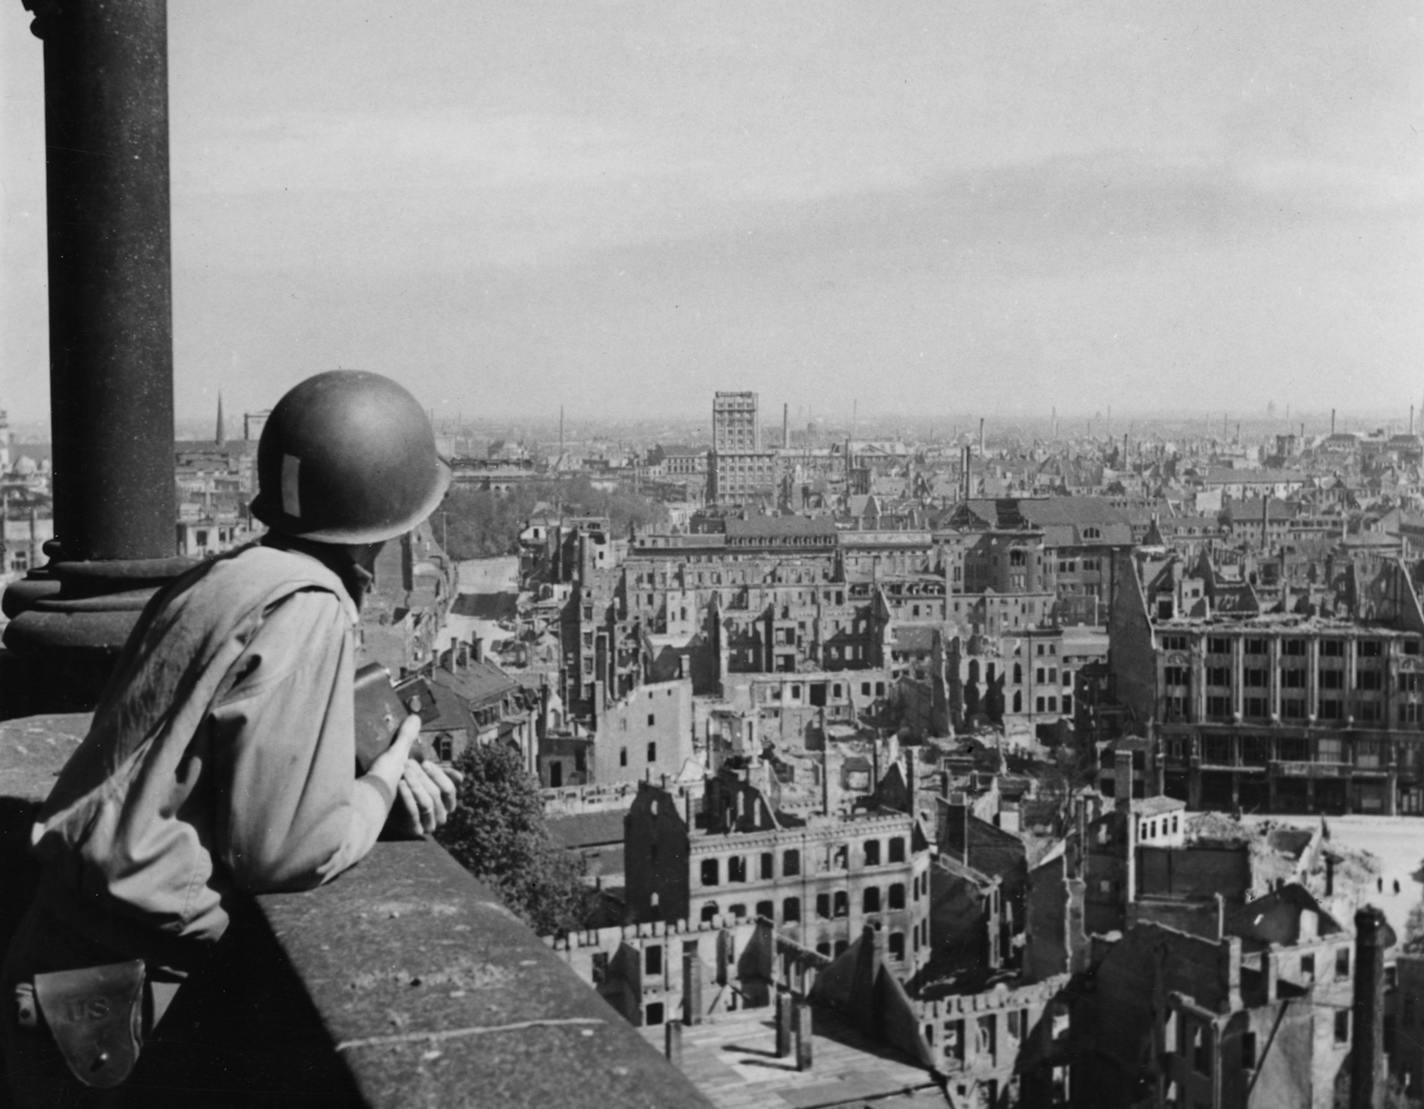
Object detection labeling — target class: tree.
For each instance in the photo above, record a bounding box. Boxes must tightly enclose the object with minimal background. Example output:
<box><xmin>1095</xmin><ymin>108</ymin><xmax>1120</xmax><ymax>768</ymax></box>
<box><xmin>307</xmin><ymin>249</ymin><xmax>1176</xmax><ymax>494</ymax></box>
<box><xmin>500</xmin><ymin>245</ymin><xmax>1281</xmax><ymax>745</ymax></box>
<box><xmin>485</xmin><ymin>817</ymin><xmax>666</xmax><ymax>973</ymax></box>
<box><xmin>435</xmin><ymin>741</ymin><xmax>591</xmax><ymax>936</ymax></box>
<box><xmin>437</xmin><ymin>476</ymin><xmax>669</xmax><ymax>560</ymax></box>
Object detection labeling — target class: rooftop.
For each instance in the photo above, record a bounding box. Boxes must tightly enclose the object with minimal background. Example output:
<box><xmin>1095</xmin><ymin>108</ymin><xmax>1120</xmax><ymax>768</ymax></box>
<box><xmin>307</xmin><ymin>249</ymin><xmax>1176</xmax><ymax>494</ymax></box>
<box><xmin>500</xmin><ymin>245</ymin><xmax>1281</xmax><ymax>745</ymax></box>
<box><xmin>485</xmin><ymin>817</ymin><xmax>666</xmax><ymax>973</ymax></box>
<box><xmin>640</xmin><ymin>1004</ymin><xmax>940</xmax><ymax>1109</ymax></box>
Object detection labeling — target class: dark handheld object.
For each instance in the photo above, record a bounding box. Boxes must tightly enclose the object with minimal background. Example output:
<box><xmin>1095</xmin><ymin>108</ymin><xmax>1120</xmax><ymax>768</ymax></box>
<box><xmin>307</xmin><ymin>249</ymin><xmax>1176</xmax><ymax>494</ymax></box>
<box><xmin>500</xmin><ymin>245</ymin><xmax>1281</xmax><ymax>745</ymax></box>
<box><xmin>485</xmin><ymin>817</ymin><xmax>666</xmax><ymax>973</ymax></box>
<box><xmin>353</xmin><ymin>662</ymin><xmax>438</xmax><ymax>772</ymax></box>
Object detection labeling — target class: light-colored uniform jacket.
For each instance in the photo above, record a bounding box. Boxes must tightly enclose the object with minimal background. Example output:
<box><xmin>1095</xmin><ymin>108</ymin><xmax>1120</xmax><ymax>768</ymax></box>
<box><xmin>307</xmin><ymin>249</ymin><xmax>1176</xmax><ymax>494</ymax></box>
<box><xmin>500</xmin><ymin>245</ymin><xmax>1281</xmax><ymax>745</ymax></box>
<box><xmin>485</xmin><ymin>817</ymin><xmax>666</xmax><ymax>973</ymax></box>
<box><xmin>27</xmin><ymin>542</ymin><xmax>388</xmax><ymax>974</ymax></box>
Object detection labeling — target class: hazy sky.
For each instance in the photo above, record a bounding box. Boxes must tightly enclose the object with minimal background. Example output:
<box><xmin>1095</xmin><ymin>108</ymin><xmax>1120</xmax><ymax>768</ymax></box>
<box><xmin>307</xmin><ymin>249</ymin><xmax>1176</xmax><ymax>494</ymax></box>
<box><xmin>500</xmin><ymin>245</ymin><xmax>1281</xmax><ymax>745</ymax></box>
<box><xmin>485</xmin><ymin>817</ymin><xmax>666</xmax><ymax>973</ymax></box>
<box><xmin>3</xmin><ymin>2</ymin><xmax>1422</xmax><ymax>427</ymax></box>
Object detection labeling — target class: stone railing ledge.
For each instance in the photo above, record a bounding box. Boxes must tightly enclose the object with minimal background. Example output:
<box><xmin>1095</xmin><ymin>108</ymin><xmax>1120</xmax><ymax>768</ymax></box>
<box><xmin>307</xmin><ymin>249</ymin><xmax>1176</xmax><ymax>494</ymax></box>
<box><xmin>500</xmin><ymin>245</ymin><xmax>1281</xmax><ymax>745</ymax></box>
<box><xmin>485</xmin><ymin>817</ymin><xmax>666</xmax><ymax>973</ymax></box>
<box><xmin>257</xmin><ymin>839</ymin><xmax>714</xmax><ymax>1109</ymax></box>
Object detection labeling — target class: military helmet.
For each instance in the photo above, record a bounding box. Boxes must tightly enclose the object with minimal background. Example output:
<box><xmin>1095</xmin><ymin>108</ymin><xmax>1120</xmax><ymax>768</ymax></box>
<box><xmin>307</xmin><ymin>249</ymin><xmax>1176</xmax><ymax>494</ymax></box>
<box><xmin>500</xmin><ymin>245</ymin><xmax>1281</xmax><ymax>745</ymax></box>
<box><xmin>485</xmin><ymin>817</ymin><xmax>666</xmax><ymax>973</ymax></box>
<box><xmin>250</xmin><ymin>370</ymin><xmax>451</xmax><ymax>543</ymax></box>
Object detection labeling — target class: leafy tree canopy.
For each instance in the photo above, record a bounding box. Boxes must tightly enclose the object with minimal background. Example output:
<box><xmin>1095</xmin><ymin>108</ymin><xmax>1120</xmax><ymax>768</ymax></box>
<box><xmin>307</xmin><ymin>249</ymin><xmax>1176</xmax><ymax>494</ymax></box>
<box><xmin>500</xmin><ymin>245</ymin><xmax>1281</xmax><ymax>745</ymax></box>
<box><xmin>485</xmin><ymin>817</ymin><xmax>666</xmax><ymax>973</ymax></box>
<box><xmin>436</xmin><ymin>741</ymin><xmax>592</xmax><ymax>936</ymax></box>
<box><xmin>438</xmin><ymin>476</ymin><xmax>667</xmax><ymax>559</ymax></box>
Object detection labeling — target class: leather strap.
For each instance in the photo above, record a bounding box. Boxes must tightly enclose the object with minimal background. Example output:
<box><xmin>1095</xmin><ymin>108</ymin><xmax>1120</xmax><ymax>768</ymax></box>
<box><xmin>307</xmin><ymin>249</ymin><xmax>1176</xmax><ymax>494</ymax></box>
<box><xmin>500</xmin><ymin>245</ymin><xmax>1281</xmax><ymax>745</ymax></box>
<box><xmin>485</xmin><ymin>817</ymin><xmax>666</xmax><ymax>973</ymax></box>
<box><xmin>32</xmin><ymin>960</ymin><xmax>145</xmax><ymax>1089</ymax></box>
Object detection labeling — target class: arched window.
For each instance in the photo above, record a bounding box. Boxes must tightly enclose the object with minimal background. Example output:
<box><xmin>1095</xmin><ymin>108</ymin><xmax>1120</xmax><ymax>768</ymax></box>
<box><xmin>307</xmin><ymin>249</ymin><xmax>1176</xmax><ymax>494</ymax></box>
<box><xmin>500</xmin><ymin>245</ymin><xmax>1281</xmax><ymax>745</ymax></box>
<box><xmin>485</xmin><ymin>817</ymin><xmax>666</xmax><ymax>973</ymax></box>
<box><xmin>700</xmin><ymin>902</ymin><xmax>718</xmax><ymax>923</ymax></box>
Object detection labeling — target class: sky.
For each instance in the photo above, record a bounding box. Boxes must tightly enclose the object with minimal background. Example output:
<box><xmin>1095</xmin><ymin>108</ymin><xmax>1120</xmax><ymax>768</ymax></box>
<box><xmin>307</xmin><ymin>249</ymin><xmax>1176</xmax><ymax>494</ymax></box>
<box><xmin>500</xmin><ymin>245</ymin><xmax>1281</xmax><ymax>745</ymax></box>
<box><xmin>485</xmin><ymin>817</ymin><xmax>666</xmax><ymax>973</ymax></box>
<box><xmin>2</xmin><ymin>2</ymin><xmax>1422</xmax><ymax>429</ymax></box>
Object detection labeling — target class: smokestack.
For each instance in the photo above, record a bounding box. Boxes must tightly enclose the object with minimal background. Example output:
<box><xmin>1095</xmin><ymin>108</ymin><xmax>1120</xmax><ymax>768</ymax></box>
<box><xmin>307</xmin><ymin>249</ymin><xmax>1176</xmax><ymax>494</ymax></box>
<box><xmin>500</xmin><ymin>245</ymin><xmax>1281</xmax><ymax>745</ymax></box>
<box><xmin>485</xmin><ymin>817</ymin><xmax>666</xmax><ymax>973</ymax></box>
<box><xmin>1350</xmin><ymin>906</ymin><xmax>1388</xmax><ymax>1109</ymax></box>
<box><xmin>978</xmin><ymin>418</ymin><xmax>985</xmax><ymax>458</ymax></box>
<box><xmin>783</xmin><ymin>402</ymin><xmax>789</xmax><ymax>449</ymax></box>
<box><xmin>1412</xmin><ymin>405</ymin><xmax>1416</xmax><ymax>436</ymax></box>
<box><xmin>1332</xmin><ymin>408</ymin><xmax>1337</xmax><ymax>435</ymax></box>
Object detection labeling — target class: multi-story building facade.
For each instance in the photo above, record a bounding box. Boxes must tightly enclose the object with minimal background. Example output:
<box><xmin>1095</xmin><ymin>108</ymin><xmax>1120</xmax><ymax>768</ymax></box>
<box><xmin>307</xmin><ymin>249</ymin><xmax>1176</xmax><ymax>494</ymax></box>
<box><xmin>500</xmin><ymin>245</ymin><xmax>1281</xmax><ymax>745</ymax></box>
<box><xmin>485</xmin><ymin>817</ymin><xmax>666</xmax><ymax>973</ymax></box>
<box><xmin>1109</xmin><ymin>546</ymin><xmax>1424</xmax><ymax>814</ymax></box>
<box><xmin>708</xmin><ymin>391</ymin><xmax>777</xmax><ymax>506</ymax></box>
<box><xmin>624</xmin><ymin>773</ymin><xmax>934</xmax><ymax>981</ymax></box>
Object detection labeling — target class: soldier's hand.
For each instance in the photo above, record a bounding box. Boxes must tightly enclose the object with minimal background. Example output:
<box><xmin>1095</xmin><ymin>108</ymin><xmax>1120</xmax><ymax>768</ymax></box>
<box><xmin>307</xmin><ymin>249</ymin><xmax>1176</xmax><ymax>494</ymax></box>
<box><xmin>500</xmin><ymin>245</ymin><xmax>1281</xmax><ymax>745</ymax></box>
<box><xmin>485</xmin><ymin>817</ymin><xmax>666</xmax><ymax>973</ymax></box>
<box><xmin>397</xmin><ymin>758</ymin><xmax>461</xmax><ymax>834</ymax></box>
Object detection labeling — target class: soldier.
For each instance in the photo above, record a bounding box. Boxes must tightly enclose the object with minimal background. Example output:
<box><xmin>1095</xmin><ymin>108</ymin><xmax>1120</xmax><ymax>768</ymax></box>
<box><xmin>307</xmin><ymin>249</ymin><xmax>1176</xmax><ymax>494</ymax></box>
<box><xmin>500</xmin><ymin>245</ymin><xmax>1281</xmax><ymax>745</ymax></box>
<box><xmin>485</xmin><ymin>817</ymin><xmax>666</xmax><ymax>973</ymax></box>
<box><xmin>3</xmin><ymin>371</ymin><xmax>459</xmax><ymax>1105</ymax></box>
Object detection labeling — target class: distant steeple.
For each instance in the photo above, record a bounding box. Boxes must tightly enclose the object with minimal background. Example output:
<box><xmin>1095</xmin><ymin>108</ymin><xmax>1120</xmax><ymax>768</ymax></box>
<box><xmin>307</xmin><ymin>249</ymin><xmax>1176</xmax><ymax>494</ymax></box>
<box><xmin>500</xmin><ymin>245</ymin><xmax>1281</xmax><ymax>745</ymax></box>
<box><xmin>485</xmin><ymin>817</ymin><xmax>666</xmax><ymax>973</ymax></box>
<box><xmin>215</xmin><ymin>391</ymin><xmax>226</xmax><ymax>447</ymax></box>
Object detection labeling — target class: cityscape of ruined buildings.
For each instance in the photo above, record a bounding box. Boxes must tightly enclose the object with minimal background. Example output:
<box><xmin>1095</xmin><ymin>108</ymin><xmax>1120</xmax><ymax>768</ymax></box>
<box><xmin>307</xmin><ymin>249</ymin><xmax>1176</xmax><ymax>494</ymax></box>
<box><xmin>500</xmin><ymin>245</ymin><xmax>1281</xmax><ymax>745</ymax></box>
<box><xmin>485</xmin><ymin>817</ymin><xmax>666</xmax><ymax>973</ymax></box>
<box><xmin>7</xmin><ymin>390</ymin><xmax>1424</xmax><ymax>1107</ymax></box>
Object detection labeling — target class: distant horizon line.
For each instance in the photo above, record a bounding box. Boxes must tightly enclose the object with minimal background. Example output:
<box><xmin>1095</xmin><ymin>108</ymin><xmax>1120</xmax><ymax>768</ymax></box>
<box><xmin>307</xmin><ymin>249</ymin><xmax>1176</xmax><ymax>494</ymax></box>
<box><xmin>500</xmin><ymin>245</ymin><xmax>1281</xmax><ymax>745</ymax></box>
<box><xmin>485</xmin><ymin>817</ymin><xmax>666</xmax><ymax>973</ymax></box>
<box><xmin>5</xmin><ymin>403</ymin><xmax>1422</xmax><ymax>436</ymax></box>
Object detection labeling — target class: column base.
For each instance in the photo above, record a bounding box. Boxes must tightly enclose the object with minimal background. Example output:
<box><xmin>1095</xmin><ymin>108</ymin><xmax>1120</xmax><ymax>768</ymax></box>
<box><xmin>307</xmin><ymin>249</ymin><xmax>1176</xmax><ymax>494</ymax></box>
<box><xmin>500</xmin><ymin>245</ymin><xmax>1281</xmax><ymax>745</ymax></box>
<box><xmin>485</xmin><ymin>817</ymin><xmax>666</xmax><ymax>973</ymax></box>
<box><xmin>1</xmin><ymin>557</ymin><xmax>192</xmax><ymax>715</ymax></box>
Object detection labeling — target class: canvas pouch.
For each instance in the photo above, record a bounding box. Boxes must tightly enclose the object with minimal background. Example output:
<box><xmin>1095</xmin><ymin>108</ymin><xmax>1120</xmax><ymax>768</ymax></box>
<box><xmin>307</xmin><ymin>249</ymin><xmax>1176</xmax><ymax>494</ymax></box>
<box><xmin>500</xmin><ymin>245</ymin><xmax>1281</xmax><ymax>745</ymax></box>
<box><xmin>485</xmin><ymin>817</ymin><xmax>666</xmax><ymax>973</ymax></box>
<box><xmin>15</xmin><ymin>959</ymin><xmax>146</xmax><ymax>1088</ymax></box>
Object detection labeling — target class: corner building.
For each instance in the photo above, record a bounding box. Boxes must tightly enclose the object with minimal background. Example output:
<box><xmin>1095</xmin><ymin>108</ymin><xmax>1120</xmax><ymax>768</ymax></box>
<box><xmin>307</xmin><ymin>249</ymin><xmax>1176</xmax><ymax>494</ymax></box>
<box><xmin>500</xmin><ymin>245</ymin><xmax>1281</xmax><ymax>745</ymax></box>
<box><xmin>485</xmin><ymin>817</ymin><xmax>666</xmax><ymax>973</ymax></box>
<box><xmin>1109</xmin><ymin>547</ymin><xmax>1424</xmax><ymax>815</ymax></box>
<box><xmin>624</xmin><ymin>772</ymin><xmax>934</xmax><ymax>981</ymax></box>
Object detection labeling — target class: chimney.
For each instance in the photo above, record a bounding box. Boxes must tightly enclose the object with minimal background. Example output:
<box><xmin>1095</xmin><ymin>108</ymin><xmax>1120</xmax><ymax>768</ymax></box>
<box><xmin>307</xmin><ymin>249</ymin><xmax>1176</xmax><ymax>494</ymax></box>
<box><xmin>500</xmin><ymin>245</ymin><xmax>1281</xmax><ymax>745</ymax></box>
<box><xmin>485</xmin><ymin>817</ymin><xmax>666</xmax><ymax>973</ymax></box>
<box><xmin>978</xmin><ymin>418</ymin><xmax>985</xmax><ymax>458</ymax></box>
<box><xmin>664</xmin><ymin>1021</ymin><xmax>683</xmax><ymax>1066</ymax></box>
<box><xmin>783</xmin><ymin>402</ymin><xmax>789</xmax><ymax>449</ymax></box>
<box><xmin>682</xmin><ymin>952</ymin><xmax>702</xmax><ymax>1026</ymax></box>
<box><xmin>1325</xmin><ymin>855</ymin><xmax>1335</xmax><ymax>897</ymax></box>
<box><xmin>1114</xmin><ymin>749</ymin><xmax>1135</xmax><ymax>809</ymax></box>
<box><xmin>944</xmin><ymin>792</ymin><xmax>970</xmax><ymax>864</ymax></box>
<box><xmin>1219</xmin><ymin>935</ymin><xmax>1243</xmax><ymax>1012</ymax></box>
<box><xmin>775</xmin><ymin>990</ymin><xmax>793</xmax><ymax>1057</ymax></box>
<box><xmin>794</xmin><ymin>998</ymin><xmax>814</xmax><ymax>1071</ymax></box>
<box><xmin>1351</xmin><ymin>906</ymin><xmax>1388</xmax><ymax>1109</ymax></box>
<box><xmin>1332</xmin><ymin>408</ymin><xmax>1337</xmax><ymax>435</ymax></box>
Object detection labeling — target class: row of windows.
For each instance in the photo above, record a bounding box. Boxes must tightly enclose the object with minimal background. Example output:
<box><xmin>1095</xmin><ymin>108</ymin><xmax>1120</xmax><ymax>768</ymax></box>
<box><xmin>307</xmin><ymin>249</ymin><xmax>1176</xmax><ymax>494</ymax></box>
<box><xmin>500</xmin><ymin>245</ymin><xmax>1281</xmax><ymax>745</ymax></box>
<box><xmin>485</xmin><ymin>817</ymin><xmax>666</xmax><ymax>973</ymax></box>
<box><xmin>1172</xmin><ymin>734</ymin><xmax>1393</xmax><ymax>764</ymax></box>
<box><xmin>696</xmin><ymin>878</ymin><xmax>922</xmax><ymax>925</ymax></box>
<box><xmin>697</xmin><ymin>839</ymin><xmax>908</xmax><ymax>887</ymax></box>
<box><xmin>1173</xmin><ymin>668</ymin><xmax>1389</xmax><ymax>692</ymax></box>
<box><xmin>1170</xmin><ymin>635</ymin><xmax>1409</xmax><ymax>658</ymax></box>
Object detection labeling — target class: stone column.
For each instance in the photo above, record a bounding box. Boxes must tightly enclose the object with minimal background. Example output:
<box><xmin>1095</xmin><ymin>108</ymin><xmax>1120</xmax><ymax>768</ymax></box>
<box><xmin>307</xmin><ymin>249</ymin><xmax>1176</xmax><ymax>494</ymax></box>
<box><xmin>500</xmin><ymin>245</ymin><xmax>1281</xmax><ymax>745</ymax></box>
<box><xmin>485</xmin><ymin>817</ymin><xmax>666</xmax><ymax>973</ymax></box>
<box><xmin>1307</xmin><ymin>639</ymin><xmax>1320</xmax><ymax>724</ymax></box>
<box><xmin>1231</xmin><ymin>635</ymin><xmax>1244</xmax><ymax>722</ymax></box>
<box><xmin>1268</xmin><ymin>638</ymin><xmax>1282</xmax><ymax>723</ymax></box>
<box><xmin>3</xmin><ymin>0</ymin><xmax>188</xmax><ymax>710</ymax></box>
